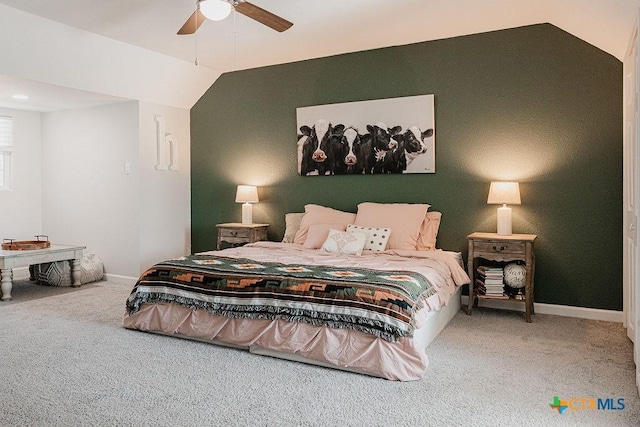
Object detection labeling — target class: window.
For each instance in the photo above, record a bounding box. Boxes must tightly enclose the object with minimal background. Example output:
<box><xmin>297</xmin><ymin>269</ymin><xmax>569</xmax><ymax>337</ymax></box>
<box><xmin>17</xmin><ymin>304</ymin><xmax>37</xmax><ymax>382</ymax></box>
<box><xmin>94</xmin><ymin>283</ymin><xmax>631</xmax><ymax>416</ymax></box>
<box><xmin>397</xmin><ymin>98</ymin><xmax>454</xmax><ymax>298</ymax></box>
<box><xmin>0</xmin><ymin>115</ymin><xmax>12</xmax><ymax>190</ymax></box>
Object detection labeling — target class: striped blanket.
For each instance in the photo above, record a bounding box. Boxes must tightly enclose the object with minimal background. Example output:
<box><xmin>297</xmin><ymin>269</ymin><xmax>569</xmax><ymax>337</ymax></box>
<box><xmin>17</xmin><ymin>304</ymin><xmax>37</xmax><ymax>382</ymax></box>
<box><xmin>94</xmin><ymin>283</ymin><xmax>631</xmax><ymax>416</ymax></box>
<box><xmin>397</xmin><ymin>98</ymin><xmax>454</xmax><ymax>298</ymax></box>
<box><xmin>126</xmin><ymin>254</ymin><xmax>437</xmax><ymax>341</ymax></box>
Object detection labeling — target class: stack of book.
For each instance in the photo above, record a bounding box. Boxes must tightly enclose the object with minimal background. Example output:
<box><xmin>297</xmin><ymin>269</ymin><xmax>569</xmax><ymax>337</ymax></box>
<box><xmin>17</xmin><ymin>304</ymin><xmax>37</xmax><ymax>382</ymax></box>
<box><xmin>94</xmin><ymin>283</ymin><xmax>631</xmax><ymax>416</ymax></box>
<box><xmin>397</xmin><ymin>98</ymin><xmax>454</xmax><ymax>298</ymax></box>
<box><xmin>475</xmin><ymin>265</ymin><xmax>509</xmax><ymax>299</ymax></box>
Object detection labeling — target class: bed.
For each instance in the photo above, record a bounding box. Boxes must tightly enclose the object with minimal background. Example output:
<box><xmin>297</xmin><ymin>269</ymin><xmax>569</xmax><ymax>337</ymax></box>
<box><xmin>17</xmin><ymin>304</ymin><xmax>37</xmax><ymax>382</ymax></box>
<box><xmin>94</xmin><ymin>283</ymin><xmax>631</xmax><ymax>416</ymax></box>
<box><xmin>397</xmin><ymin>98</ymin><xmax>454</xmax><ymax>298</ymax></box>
<box><xmin>123</xmin><ymin>203</ymin><xmax>470</xmax><ymax>381</ymax></box>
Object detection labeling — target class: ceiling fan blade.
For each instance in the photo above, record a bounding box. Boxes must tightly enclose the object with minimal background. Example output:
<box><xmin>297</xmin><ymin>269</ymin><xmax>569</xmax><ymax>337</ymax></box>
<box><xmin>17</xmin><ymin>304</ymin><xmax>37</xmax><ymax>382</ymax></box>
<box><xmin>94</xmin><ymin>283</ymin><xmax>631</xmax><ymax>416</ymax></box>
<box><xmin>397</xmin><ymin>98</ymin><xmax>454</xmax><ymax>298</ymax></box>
<box><xmin>234</xmin><ymin>2</ymin><xmax>293</xmax><ymax>32</ymax></box>
<box><xmin>177</xmin><ymin>9</ymin><xmax>206</xmax><ymax>35</ymax></box>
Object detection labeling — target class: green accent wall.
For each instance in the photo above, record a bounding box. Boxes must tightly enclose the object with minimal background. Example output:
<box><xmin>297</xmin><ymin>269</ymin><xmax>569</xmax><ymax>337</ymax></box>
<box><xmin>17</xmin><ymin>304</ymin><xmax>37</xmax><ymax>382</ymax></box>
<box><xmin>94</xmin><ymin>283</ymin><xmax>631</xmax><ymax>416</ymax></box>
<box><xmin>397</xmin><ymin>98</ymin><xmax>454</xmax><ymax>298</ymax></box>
<box><xmin>191</xmin><ymin>24</ymin><xmax>622</xmax><ymax>311</ymax></box>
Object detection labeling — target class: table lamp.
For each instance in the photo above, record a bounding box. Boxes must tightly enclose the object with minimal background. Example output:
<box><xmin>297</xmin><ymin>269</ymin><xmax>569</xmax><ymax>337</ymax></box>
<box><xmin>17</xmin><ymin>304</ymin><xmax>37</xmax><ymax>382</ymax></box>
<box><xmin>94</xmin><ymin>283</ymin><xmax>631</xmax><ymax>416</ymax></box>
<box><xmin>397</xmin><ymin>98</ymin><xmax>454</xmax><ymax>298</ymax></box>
<box><xmin>487</xmin><ymin>181</ymin><xmax>521</xmax><ymax>235</ymax></box>
<box><xmin>235</xmin><ymin>185</ymin><xmax>259</xmax><ymax>225</ymax></box>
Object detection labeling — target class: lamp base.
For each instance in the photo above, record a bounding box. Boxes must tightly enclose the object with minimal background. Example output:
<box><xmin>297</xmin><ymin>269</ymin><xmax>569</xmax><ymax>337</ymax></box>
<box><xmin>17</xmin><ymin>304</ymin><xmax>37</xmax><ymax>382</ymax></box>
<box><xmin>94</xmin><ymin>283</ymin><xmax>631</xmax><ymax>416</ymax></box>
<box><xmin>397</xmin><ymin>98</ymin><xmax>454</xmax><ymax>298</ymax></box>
<box><xmin>496</xmin><ymin>205</ymin><xmax>512</xmax><ymax>235</ymax></box>
<box><xmin>241</xmin><ymin>203</ymin><xmax>253</xmax><ymax>225</ymax></box>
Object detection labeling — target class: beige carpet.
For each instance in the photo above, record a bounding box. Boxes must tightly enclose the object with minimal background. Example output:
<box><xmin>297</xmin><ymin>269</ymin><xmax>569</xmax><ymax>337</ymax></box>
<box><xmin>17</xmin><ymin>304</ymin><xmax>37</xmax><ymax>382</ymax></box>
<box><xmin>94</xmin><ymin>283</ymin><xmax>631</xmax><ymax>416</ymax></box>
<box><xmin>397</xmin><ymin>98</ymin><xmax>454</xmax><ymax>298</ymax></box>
<box><xmin>0</xmin><ymin>278</ymin><xmax>100</xmax><ymax>306</ymax></box>
<box><xmin>0</xmin><ymin>280</ymin><xmax>638</xmax><ymax>426</ymax></box>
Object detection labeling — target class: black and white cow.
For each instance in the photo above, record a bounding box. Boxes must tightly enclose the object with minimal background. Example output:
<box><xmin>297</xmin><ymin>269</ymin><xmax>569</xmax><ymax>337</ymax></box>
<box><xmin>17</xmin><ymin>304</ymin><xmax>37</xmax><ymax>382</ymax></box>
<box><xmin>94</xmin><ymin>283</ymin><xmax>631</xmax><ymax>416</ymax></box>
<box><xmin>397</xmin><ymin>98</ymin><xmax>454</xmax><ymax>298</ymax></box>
<box><xmin>366</xmin><ymin>122</ymin><xmax>402</xmax><ymax>174</ymax></box>
<box><xmin>403</xmin><ymin>125</ymin><xmax>433</xmax><ymax>169</ymax></box>
<box><xmin>382</xmin><ymin>125</ymin><xmax>434</xmax><ymax>173</ymax></box>
<box><xmin>381</xmin><ymin>134</ymin><xmax>408</xmax><ymax>174</ymax></box>
<box><xmin>329</xmin><ymin>125</ymin><xmax>364</xmax><ymax>174</ymax></box>
<box><xmin>298</xmin><ymin>119</ymin><xmax>334</xmax><ymax>176</ymax></box>
<box><xmin>354</xmin><ymin>133</ymin><xmax>373</xmax><ymax>174</ymax></box>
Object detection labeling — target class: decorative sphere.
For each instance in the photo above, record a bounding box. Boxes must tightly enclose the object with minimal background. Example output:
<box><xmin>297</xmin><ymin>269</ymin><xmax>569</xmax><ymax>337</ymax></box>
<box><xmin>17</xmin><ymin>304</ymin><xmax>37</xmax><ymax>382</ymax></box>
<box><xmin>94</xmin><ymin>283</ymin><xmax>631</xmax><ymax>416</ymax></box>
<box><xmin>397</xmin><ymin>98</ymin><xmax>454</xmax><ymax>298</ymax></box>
<box><xmin>503</xmin><ymin>263</ymin><xmax>526</xmax><ymax>289</ymax></box>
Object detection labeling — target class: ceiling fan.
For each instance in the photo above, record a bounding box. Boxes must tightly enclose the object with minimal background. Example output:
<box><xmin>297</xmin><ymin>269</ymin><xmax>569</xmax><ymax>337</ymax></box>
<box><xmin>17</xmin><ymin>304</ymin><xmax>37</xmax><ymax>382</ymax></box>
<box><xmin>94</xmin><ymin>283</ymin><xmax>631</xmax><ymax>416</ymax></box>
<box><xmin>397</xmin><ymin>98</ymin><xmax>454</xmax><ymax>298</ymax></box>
<box><xmin>178</xmin><ymin>0</ymin><xmax>293</xmax><ymax>35</ymax></box>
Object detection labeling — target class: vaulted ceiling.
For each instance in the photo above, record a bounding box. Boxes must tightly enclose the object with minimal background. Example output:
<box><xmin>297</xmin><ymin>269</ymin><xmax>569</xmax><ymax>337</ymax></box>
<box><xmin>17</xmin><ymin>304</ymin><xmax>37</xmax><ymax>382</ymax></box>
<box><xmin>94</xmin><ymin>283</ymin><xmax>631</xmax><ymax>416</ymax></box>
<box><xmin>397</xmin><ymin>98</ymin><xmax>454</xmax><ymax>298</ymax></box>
<box><xmin>0</xmin><ymin>0</ymin><xmax>638</xmax><ymax>110</ymax></box>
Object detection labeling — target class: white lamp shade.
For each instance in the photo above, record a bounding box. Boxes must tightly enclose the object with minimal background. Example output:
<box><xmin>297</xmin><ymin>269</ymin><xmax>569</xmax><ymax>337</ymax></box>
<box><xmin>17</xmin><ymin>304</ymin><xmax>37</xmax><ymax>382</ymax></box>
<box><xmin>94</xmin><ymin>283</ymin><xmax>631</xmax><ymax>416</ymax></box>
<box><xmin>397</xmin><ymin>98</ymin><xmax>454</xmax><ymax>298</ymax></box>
<box><xmin>200</xmin><ymin>0</ymin><xmax>233</xmax><ymax>21</ymax></box>
<box><xmin>487</xmin><ymin>181</ymin><xmax>521</xmax><ymax>205</ymax></box>
<box><xmin>487</xmin><ymin>181</ymin><xmax>520</xmax><ymax>235</ymax></box>
<box><xmin>235</xmin><ymin>185</ymin><xmax>259</xmax><ymax>203</ymax></box>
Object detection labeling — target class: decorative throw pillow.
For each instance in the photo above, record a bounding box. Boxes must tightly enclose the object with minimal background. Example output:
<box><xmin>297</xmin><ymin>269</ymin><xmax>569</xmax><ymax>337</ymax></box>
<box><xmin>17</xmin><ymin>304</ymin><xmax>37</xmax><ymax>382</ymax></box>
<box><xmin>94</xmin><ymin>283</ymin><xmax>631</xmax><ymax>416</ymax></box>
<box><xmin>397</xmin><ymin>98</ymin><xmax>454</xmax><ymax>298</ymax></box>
<box><xmin>416</xmin><ymin>211</ymin><xmax>442</xmax><ymax>251</ymax></box>
<box><xmin>353</xmin><ymin>202</ymin><xmax>429</xmax><ymax>250</ymax></box>
<box><xmin>282</xmin><ymin>212</ymin><xmax>305</xmax><ymax>243</ymax></box>
<box><xmin>346</xmin><ymin>224</ymin><xmax>391</xmax><ymax>252</ymax></box>
<box><xmin>293</xmin><ymin>204</ymin><xmax>356</xmax><ymax>245</ymax></box>
<box><xmin>321</xmin><ymin>229</ymin><xmax>367</xmax><ymax>256</ymax></box>
<box><xmin>29</xmin><ymin>253</ymin><xmax>104</xmax><ymax>286</ymax></box>
<box><xmin>303</xmin><ymin>223</ymin><xmax>348</xmax><ymax>249</ymax></box>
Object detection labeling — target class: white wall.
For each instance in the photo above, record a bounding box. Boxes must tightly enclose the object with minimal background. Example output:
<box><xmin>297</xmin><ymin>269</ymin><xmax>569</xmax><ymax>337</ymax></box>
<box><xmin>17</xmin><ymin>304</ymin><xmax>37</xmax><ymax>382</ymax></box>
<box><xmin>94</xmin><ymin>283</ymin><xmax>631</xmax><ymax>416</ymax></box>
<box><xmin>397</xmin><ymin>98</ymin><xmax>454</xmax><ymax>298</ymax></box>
<box><xmin>138</xmin><ymin>102</ymin><xmax>191</xmax><ymax>271</ymax></box>
<box><xmin>0</xmin><ymin>4</ymin><xmax>217</xmax><ymax>110</ymax></box>
<box><xmin>41</xmin><ymin>102</ymin><xmax>140</xmax><ymax>278</ymax></box>
<box><xmin>38</xmin><ymin>100</ymin><xmax>192</xmax><ymax>280</ymax></box>
<box><xmin>0</xmin><ymin>108</ymin><xmax>42</xmax><ymax>240</ymax></box>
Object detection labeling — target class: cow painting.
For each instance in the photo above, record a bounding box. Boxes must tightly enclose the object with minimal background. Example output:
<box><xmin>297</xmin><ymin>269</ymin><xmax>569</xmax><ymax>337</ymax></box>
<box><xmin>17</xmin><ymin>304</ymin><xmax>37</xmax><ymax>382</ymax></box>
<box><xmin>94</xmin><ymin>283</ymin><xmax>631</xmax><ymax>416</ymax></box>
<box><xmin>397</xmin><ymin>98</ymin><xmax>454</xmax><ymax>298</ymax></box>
<box><xmin>404</xmin><ymin>126</ymin><xmax>433</xmax><ymax>168</ymax></box>
<box><xmin>368</xmin><ymin>123</ymin><xmax>402</xmax><ymax>174</ymax></box>
<box><xmin>297</xmin><ymin>122</ymin><xmax>433</xmax><ymax>175</ymax></box>
<box><xmin>298</xmin><ymin>119</ymin><xmax>334</xmax><ymax>176</ymax></box>
<box><xmin>376</xmin><ymin>126</ymin><xmax>432</xmax><ymax>173</ymax></box>
<box><xmin>330</xmin><ymin>125</ymin><xmax>365</xmax><ymax>175</ymax></box>
<box><xmin>296</xmin><ymin>94</ymin><xmax>436</xmax><ymax>175</ymax></box>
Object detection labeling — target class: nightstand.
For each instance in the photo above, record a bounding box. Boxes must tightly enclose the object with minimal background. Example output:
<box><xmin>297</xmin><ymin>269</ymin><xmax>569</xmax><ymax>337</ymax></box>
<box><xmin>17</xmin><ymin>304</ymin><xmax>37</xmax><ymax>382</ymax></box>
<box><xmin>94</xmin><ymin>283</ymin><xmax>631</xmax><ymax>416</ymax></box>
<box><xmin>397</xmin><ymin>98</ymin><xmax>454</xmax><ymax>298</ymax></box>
<box><xmin>216</xmin><ymin>223</ymin><xmax>269</xmax><ymax>250</ymax></box>
<box><xmin>466</xmin><ymin>232</ymin><xmax>537</xmax><ymax>322</ymax></box>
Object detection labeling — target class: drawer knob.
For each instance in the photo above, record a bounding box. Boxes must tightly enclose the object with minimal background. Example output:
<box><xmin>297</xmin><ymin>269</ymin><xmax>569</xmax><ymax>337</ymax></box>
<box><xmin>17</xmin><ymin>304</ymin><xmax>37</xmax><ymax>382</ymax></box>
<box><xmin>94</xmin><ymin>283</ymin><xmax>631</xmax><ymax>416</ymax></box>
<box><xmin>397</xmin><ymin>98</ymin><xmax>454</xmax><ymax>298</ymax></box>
<box><xmin>492</xmin><ymin>245</ymin><xmax>506</xmax><ymax>251</ymax></box>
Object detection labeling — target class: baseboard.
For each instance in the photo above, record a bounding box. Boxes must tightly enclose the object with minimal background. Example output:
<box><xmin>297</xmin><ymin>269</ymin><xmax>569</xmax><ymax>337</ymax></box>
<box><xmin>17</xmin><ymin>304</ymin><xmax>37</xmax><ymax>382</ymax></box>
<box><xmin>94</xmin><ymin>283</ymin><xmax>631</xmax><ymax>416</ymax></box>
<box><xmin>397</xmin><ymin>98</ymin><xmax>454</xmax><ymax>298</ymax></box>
<box><xmin>11</xmin><ymin>268</ymin><xmax>137</xmax><ymax>286</ymax></box>
<box><xmin>104</xmin><ymin>274</ymin><xmax>138</xmax><ymax>286</ymax></box>
<box><xmin>460</xmin><ymin>296</ymin><xmax>623</xmax><ymax>323</ymax></box>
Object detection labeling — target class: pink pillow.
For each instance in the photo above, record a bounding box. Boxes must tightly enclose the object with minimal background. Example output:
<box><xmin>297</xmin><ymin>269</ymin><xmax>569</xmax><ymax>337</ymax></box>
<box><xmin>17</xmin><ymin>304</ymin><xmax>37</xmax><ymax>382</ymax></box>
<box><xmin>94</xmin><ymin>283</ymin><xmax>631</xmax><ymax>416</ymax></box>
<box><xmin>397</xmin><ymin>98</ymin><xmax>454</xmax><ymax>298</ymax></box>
<box><xmin>303</xmin><ymin>223</ymin><xmax>348</xmax><ymax>249</ymax></box>
<box><xmin>354</xmin><ymin>202</ymin><xmax>429</xmax><ymax>250</ymax></box>
<box><xmin>293</xmin><ymin>204</ymin><xmax>356</xmax><ymax>245</ymax></box>
<box><xmin>282</xmin><ymin>212</ymin><xmax>305</xmax><ymax>243</ymax></box>
<box><xmin>416</xmin><ymin>211</ymin><xmax>442</xmax><ymax>251</ymax></box>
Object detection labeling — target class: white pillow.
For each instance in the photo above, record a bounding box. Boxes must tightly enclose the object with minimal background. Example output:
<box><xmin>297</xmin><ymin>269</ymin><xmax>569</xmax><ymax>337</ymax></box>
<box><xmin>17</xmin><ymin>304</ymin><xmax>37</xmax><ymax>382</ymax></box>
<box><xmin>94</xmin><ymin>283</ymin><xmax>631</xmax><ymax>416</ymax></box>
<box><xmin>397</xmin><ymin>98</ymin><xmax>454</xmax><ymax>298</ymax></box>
<box><xmin>321</xmin><ymin>229</ymin><xmax>367</xmax><ymax>256</ymax></box>
<box><xmin>347</xmin><ymin>224</ymin><xmax>391</xmax><ymax>252</ymax></box>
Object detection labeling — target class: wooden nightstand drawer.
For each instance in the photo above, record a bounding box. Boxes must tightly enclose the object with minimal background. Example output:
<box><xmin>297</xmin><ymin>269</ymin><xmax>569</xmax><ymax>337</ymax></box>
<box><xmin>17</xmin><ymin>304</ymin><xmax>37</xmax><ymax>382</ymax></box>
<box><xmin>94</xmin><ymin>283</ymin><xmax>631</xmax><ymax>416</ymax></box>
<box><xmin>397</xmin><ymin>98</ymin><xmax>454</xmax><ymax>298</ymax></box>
<box><xmin>216</xmin><ymin>223</ymin><xmax>269</xmax><ymax>250</ymax></box>
<box><xmin>474</xmin><ymin>240</ymin><xmax>525</xmax><ymax>256</ymax></box>
<box><xmin>219</xmin><ymin>228</ymin><xmax>251</xmax><ymax>239</ymax></box>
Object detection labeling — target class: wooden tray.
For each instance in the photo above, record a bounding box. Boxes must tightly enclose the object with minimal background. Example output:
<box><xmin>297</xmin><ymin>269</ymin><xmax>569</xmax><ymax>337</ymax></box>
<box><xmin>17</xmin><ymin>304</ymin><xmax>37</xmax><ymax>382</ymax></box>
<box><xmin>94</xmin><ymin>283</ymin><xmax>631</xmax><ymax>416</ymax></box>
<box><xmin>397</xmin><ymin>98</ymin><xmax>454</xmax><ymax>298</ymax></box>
<box><xmin>2</xmin><ymin>240</ymin><xmax>51</xmax><ymax>251</ymax></box>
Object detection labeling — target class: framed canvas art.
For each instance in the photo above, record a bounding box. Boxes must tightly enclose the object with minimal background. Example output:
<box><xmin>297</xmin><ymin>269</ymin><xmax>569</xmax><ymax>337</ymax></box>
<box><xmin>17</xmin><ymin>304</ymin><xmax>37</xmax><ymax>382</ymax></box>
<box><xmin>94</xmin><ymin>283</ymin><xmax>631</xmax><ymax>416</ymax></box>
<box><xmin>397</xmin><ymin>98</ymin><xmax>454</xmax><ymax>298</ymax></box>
<box><xmin>296</xmin><ymin>94</ymin><xmax>435</xmax><ymax>176</ymax></box>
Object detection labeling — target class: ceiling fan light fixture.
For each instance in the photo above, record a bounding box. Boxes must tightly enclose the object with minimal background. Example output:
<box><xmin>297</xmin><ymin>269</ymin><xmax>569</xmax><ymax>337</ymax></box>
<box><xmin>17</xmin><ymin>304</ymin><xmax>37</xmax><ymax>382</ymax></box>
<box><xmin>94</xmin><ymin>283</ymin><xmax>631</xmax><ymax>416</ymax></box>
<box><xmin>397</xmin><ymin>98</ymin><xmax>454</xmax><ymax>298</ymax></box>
<box><xmin>200</xmin><ymin>0</ymin><xmax>233</xmax><ymax>21</ymax></box>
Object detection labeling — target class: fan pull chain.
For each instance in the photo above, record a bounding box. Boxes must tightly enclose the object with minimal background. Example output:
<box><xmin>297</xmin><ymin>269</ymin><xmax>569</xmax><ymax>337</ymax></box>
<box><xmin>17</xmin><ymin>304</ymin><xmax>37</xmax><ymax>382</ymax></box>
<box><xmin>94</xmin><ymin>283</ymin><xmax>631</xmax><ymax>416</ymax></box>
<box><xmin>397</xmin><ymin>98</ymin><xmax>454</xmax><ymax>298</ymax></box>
<box><xmin>195</xmin><ymin>30</ymin><xmax>199</xmax><ymax>66</ymax></box>
<box><xmin>233</xmin><ymin>8</ymin><xmax>237</xmax><ymax>63</ymax></box>
<box><xmin>194</xmin><ymin>10</ymin><xmax>199</xmax><ymax>66</ymax></box>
